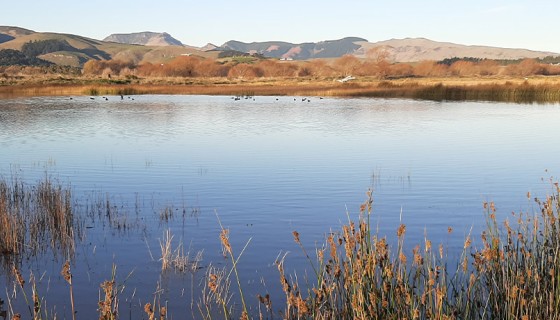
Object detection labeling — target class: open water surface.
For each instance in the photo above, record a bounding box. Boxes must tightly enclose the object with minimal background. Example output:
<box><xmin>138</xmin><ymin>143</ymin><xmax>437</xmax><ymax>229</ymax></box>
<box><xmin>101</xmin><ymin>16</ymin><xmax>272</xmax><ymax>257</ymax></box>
<box><xmin>0</xmin><ymin>95</ymin><xmax>559</xmax><ymax>318</ymax></box>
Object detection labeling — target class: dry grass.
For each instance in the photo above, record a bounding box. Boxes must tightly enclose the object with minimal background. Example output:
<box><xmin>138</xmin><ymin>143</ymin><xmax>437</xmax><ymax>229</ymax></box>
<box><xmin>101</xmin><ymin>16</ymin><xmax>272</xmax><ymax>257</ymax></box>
<box><xmin>0</xmin><ymin>176</ymin><xmax>78</xmax><ymax>269</ymax></box>
<box><xmin>3</xmin><ymin>75</ymin><xmax>560</xmax><ymax>103</ymax></box>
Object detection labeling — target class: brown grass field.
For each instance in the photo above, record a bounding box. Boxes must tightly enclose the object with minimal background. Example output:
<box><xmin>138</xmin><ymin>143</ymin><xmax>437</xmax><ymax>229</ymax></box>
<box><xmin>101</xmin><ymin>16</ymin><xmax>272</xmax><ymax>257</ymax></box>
<box><xmin>2</xmin><ymin>75</ymin><xmax>560</xmax><ymax>103</ymax></box>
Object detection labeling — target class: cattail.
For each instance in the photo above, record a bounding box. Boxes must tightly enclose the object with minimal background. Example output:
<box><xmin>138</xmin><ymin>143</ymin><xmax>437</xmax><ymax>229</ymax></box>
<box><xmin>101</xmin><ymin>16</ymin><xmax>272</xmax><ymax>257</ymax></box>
<box><xmin>399</xmin><ymin>252</ymin><xmax>407</xmax><ymax>264</ymax></box>
<box><xmin>99</xmin><ymin>280</ymin><xmax>115</xmax><ymax>319</ymax></box>
<box><xmin>425</xmin><ymin>239</ymin><xmax>432</xmax><ymax>252</ymax></box>
<box><xmin>464</xmin><ymin>236</ymin><xmax>471</xmax><ymax>249</ymax></box>
<box><xmin>159</xmin><ymin>306</ymin><xmax>166</xmax><ymax>320</ymax></box>
<box><xmin>292</xmin><ymin>231</ymin><xmax>300</xmax><ymax>244</ymax></box>
<box><xmin>220</xmin><ymin>229</ymin><xmax>232</xmax><ymax>255</ymax></box>
<box><xmin>13</xmin><ymin>267</ymin><xmax>24</xmax><ymax>287</ymax></box>
<box><xmin>397</xmin><ymin>224</ymin><xmax>406</xmax><ymax>237</ymax></box>
<box><xmin>144</xmin><ymin>303</ymin><xmax>155</xmax><ymax>320</ymax></box>
<box><xmin>61</xmin><ymin>260</ymin><xmax>72</xmax><ymax>284</ymax></box>
<box><xmin>296</xmin><ymin>296</ymin><xmax>309</xmax><ymax>316</ymax></box>
<box><xmin>208</xmin><ymin>274</ymin><xmax>218</xmax><ymax>293</ymax></box>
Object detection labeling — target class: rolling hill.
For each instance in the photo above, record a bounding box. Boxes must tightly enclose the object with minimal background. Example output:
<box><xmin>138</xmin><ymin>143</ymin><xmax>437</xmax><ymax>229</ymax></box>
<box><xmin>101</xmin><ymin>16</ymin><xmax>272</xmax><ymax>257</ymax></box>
<box><xmin>219</xmin><ymin>37</ymin><xmax>558</xmax><ymax>62</ymax></box>
<box><xmin>220</xmin><ymin>37</ymin><xmax>367</xmax><ymax>60</ymax></box>
<box><xmin>354</xmin><ymin>38</ymin><xmax>558</xmax><ymax>62</ymax></box>
<box><xmin>0</xmin><ymin>26</ymin><xmax>35</xmax><ymax>38</ymax></box>
<box><xmin>0</xmin><ymin>27</ymin><xmax>217</xmax><ymax>67</ymax></box>
<box><xmin>0</xmin><ymin>25</ymin><xmax>558</xmax><ymax>68</ymax></box>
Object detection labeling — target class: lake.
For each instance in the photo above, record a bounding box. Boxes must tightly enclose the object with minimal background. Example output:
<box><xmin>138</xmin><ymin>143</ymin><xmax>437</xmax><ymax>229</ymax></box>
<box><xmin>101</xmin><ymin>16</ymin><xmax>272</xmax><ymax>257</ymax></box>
<box><xmin>0</xmin><ymin>95</ymin><xmax>559</xmax><ymax>318</ymax></box>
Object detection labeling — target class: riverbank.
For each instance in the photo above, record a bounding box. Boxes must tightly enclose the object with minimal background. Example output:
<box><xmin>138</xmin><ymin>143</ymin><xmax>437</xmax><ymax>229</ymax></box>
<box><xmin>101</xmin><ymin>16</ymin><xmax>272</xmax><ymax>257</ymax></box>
<box><xmin>2</xmin><ymin>76</ymin><xmax>560</xmax><ymax>103</ymax></box>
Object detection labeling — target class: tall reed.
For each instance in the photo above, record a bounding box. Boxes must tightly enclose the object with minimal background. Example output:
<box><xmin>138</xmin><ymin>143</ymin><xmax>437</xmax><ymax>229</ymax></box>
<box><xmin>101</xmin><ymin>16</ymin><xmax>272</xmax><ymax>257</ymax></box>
<box><xmin>0</xmin><ymin>175</ymin><xmax>78</xmax><ymax>270</ymax></box>
<box><xmin>276</xmin><ymin>182</ymin><xmax>560</xmax><ymax>319</ymax></box>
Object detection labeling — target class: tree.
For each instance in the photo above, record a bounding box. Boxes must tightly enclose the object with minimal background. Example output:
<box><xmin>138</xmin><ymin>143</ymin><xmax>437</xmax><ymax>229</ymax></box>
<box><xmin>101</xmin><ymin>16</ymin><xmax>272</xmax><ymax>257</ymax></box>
<box><xmin>449</xmin><ymin>61</ymin><xmax>476</xmax><ymax>76</ymax></box>
<box><xmin>227</xmin><ymin>63</ymin><xmax>263</xmax><ymax>79</ymax></box>
<box><xmin>413</xmin><ymin>61</ymin><xmax>448</xmax><ymax>77</ymax></box>
<box><xmin>334</xmin><ymin>55</ymin><xmax>362</xmax><ymax>76</ymax></box>
<box><xmin>0</xmin><ymin>49</ymin><xmax>52</xmax><ymax>66</ymax></box>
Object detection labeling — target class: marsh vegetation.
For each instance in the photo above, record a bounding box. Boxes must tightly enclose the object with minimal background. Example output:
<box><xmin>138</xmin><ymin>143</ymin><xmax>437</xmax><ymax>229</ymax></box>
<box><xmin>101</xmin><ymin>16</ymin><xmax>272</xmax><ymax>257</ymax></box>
<box><xmin>2</xmin><ymin>177</ymin><xmax>560</xmax><ymax>319</ymax></box>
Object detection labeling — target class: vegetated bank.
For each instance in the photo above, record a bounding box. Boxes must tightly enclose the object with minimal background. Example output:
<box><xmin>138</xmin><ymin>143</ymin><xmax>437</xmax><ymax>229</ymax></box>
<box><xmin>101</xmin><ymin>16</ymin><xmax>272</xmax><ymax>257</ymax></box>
<box><xmin>2</xmin><ymin>76</ymin><xmax>560</xmax><ymax>104</ymax></box>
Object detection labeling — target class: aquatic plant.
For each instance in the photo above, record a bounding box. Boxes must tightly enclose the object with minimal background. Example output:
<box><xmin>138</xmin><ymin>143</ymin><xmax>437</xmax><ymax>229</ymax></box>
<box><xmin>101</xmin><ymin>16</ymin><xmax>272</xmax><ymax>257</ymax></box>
<box><xmin>3</xmin><ymin>175</ymin><xmax>560</xmax><ymax>319</ymax></box>
<box><xmin>273</xmin><ymin>181</ymin><xmax>560</xmax><ymax>319</ymax></box>
<box><xmin>0</xmin><ymin>175</ymin><xmax>78</xmax><ymax>270</ymax></box>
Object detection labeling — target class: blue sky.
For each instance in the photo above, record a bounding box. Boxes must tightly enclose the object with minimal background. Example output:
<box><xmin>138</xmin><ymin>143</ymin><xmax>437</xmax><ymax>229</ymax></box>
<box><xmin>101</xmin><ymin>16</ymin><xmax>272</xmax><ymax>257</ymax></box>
<box><xmin>3</xmin><ymin>0</ymin><xmax>559</xmax><ymax>52</ymax></box>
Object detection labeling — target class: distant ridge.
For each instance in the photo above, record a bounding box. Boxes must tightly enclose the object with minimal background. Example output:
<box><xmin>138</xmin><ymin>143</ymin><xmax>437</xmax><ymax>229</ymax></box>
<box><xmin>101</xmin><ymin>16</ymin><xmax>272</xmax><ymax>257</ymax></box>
<box><xmin>0</xmin><ymin>27</ymin><xmax>214</xmax><ymax>67</ymax></box>
<box><xmin>355</xmin><ymin>38</ymin><xmax>558</xmax><ymax>62</ymax></box>
<box><xmin>0</xmin><ymin>26</ymin><xmax>35</xmax><ymax>38</ymax></box>
<box><xmin>199</xmin><ymin>43</ymin><xmax>218</xmax><ymax>51</ymax></box>
<box><xmin>103</xmin><ymin>32</ymin><xmax>183</xmax><ymax>46</ymax></box>
<box><xmin>218</xmin><ymin>37</ymin><xmax>558</xmax><ymax>62</ymax></box>
<box><xmin>220</xmin><ymin>37</ymin><xmax>368</xmax><ymax>60</ymax></box>
<box><xmin>0</xmin><ymin>25</ymin><xmax>558</xmax><ymax>66</ymax></box>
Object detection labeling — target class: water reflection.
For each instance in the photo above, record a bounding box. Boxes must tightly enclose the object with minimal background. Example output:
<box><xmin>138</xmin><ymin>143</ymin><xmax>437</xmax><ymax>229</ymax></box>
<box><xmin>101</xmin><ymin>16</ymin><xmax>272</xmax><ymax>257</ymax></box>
<box><xmin>0</xmin><ymin>95</ymin><xmax>559</xmax><ymax>317</ymax></box>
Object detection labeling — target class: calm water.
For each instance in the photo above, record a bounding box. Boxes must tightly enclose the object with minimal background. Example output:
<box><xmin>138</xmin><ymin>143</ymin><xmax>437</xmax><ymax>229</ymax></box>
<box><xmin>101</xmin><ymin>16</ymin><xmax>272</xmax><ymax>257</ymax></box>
<box><xmin>0</xmin><ymin>95</ymin><xmax>559</xmax><ymax>318</ymax></box>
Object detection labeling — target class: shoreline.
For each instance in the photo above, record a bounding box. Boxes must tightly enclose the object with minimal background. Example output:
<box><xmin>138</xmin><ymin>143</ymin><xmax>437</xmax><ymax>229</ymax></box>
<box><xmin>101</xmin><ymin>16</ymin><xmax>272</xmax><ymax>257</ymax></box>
<box><xmin>2</xmin><ymin>76</ymin><xmax>560</xmax><ymax>103</ymax></box>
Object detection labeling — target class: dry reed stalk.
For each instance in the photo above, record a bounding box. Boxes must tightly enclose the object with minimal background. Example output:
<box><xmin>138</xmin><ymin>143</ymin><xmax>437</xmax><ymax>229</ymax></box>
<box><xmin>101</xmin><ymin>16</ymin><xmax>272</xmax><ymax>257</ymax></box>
<box><xmin>215</xmin><ymin>211</ymin><xmax>251</xmax><ymax>317</ymax></box>
<box><xmin>61</xmin><ymin>260</ymin><xmax>76</xmax><ymax>320</ymax></box>
<box><xmin>98</xmin><ymin>265</ymin><xmax>120</xmax><ymax>320</ymax></box>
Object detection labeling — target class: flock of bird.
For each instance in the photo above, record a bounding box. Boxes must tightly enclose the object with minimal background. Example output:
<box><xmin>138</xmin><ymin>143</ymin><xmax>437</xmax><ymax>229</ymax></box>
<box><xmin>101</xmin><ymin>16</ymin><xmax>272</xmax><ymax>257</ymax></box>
<box><xmin>71</xmin><ymin>94</ymin><xmax>135</xmax><ymax>101</ymax></box>
<box><xmin>74</xmin><ymin>95</ymin><xmax>325</xmax><ymax>102</ymax></box>
<box><xmin>231</xmin><ymin>95</ymin><xmax>324</xmax><ymax>102</ymax></box>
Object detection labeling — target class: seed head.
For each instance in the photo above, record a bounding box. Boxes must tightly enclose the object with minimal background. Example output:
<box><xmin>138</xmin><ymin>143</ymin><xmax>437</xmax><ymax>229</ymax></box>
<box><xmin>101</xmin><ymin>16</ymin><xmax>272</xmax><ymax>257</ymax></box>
<box><xmin>292</xmin><ymin>231</ymin><xmax>300</xmax><ymax>244</ymax></box>
<box><xmin>397</xmin><ymin>224</ymin><xmax>406</xmax><ymax>237</ymax></box>
<box><xmin>13</xmin><ymin>267</ymin><xmax>24</xmax><ymax>288</ymax></box>
<box><xmin>61</xmin><ymin>260</ymin><xmax>72</xmax><ymax>284</ymax></box>
<box><xmin>220</xmin><ymin>229</ymin><xmax>232</xmax><ymax>255</ymax></box>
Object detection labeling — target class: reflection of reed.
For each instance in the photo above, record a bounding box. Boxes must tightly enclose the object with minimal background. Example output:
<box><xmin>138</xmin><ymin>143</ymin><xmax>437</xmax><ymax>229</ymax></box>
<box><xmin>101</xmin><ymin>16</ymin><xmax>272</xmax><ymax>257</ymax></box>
<box><xmin>0</xmin><ymin>176</ymin><xmax>79</xmax><ymax>270</ymax></box>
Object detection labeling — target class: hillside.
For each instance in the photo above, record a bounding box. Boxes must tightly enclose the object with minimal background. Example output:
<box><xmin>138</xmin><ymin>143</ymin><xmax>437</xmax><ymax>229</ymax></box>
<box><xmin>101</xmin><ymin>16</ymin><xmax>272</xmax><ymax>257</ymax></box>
<box><xmin>0</xmin><ymin>33</ymin><xmax>14</xmax><ymax>44</ymax></box>
<box><xmin>221</xmin><ymin>37</ymin><xmax>367</xmax><ymax>60</ymax></box>
<box><xmin>0</xmin><ymin>28</ymin><xmax>217</xmax><ymax>67</ymax></box>
<box><xmin>0</xmin><ymin>26</ymin><xmax>35</xmax><ymax>38</ymax></box>
<box><xmin>103</xmin><ymin>32</ymin><xmax>183</xmax><ymax>46</ymax></box>
<box><xmin>219</xmin><ymin>37</ymin><xmax>558</xmax><ymax>62</ymax></box>
<box><xmin>0</xmin><ymin>25</ymin><xmax>558</xmax><ymax>68</ymax></box>
<box><xmin>355</xmin><ymin>38</ymin><xmax>558</xmax><ymax>62</ymax></box>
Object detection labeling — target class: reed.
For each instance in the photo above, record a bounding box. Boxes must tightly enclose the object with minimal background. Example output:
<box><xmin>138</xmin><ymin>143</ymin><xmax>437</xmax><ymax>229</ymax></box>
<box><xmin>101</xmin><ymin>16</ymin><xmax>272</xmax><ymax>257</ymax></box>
<box><xmin>0</xmin><ymin>175</ymin><xmax>78</xmax><ymax>270</ymax></box>
<box><xmin>61</xmin><ymin>260</ymin><xmax>76</xmax><ymax>320</ymax></box>
<box><xmin>3</xmin><ymin>76</ymin><xmax>560</xmax><ymax>103</ymax></box>
<box><xmin>3</xmin><ymin>176</ymin><xmax>560</xmax><ymax>319</ymax></box>
<box><xmin>272</xmin><ymin>182</ymin><xmax>560</xmax><ymax>319</ymax></box>
<box><xmin>98</xmin><ymin>264</ymin><xmax>121</xmax><ymax>320</ymax></box>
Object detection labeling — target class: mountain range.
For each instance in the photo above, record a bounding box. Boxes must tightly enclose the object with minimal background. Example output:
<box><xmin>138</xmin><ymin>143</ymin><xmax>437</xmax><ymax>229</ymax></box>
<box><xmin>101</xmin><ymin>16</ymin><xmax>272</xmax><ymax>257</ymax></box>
<box><xmin>0</xmin><ymin>26</ymin><xmax>557</xmax><ymax>67</ymax></box>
